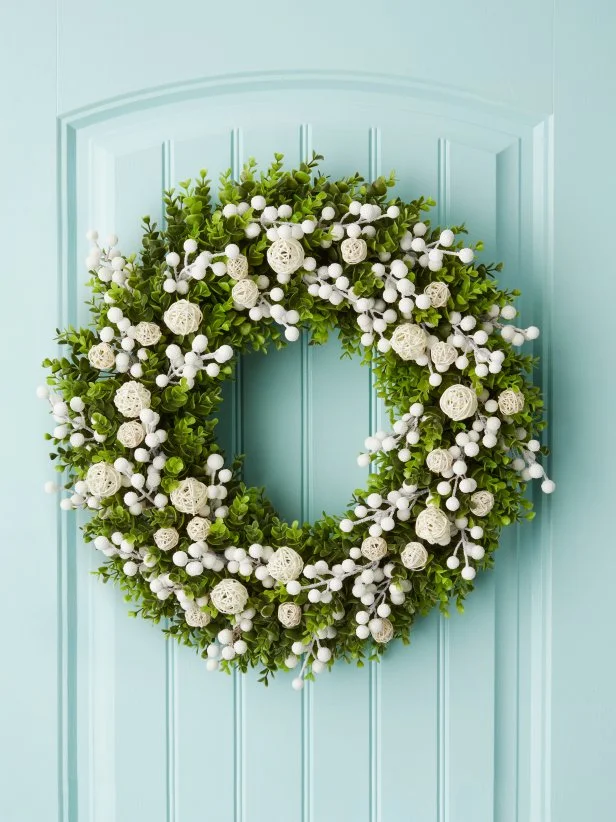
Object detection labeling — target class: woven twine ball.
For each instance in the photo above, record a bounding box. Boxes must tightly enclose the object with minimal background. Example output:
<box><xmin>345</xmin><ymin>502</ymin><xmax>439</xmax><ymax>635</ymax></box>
<box><xmin>133</xmin><ymin>321</ymin><xmax>161</xmax><ymax>347</ymax></box>
<box><xmin>430</xmin><ymin>341</ymin><xmax>457</xmax><ymax>368</ymax></box>
<box><xmin>170</xmin><ymin>477</ymin><xmax>208</xmax><ymax>514</ymax></box>
<box><xmin>267</xmin><ymin>237</ymin><xmax>305</xmax><ymax>275</ymax></box>
<box><xmin>498</xmin><ymin>389</ymin><xmax>525</xmax><ymax>416</ymax></box>
<box><xmin>117</xmin><ymin>420</ymin><xmax>145</xmax><ymax>448</ymax></box>
<box><xmin>226</xmin><ymin>254</ymin><xmax>249</xmax><ymax>281</ymax></box>
<box><xmin>113</xmin><ymin>381</ymin><xmax>151</xmax><ymax>419</ymax></box>
<box><xmin>424</xmin><ymin>281</ymin><xmax>450</xmax><ymax>308</ymax></box>
<box><xmin>267</xmin><ymin>546</ymin><xmax>304</xmax><ymax>582</ymax></box>
<box><xmin>470</xmin><ymin>490</ymin><xmax>495</xmax><ymax>517</ymax></box>
<box><xmin>88</xmin><ymin>342</ymin><xmax>115</xmax><ymax>370</ymax></box>
<box><xmin>439</xmin><ymin>384</ymin><xmax>478</xmax><ymax>421</ymax></box>
<box><xmin>86</xmin><ymin>462</ymin><xmax>122</xmax><ymax>498</ymax></box>
<box><xmin>390</xmin><ymin>323</ymin><xmax>428</xmax><ymax>360</ymax></box>
<box><xmin>426</xmin><ymin>448</ymin><xmax>454</xmax><ymax>474</ymax></box>
<box><xmin>369</xmin><ymin>617</ymin><xmax>394</xmax><ymax>644</ymax></box>
<box><xmin>210</xmin><ymin>579</ymin><xmax>249</xmax><ymax>615</ymax></box>
<box><xmin>163</xmin><ymin>299</ymin><xmax>202</xmax><ymax>335</ymax></box>
<box><xmin>415</xmin><ymin>506</ymin><xmax>452</xmax><ymax>545</ymax></box>
<box><xmin>278</xmin><ymin>602</ymin><xmax>302</xmax><ymax>628</ymax></box>
<box><xmin>185</xmin><ymin>606</ymin><xmax>211</xmax><ymax>628</ymax></box>
<box><xmin>341</xmin><ymin>237</ymin><xmax>368</xmax><ymax>264</ymax></box>
<box><xmin>361</xmin><ymin>535</ymin><xmax>388</xmax><ymax>561</ymax></box>
<box><xmin>186</xmin><ymin>516</ymin><xmax>211</xmax><ymax>542</ymax></box>
<box><xmin>153</xmin><ymin>527</ymin><xmax>179</xmax><ymax>551</ymax></box>
<box><xmin>401</xmin><ymin>541</ymin><xmax>429</xmax><ymax>570</ymax></box>
<box><xmin>232</xmin><ymin>279</ymin><xmax>259</xmax><ymax>309</ymax></box>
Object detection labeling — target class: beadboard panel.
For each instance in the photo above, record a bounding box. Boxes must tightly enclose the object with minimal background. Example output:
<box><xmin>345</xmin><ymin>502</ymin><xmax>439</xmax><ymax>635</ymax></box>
<box><xmin>6</xmin><ymin>2</ymin><xmax>616</xmax><ymax>821</ymax></box>
<box><xmin>54</xmin><ymin>83</ymin><xmax>553</xmax><ymax>822</ymax></box>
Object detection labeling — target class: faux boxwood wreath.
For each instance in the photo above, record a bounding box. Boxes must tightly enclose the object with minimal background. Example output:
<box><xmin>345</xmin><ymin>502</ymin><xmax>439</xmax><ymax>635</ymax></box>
<box><xmin>41</xmin><ymin>154</ymin><xmax>554</xmax><ymax>689</ymax></box>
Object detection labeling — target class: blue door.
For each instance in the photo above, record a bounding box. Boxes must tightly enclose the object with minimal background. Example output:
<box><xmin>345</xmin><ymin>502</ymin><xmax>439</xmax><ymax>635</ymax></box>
<box><xmin>2</xmin><ymin>2</ymin><xmax>615</xmax><ymax>821</ymax></box>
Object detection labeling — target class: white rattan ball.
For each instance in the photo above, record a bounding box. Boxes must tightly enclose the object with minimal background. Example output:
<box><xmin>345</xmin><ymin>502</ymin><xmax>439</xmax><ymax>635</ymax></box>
<box><xmin>426</xmin><ymin>448</ymin><xmax>454</xmax><ymax>475</ymax></box>
<box><xmin>470</xmin><ymin>490</ymin><xmax>495</xmax><ymax>517</ymax></box>
<box><xmin>361</xmin><ymin>536</ymin><xmax>388</xmax><ymax>561</ymax></box>
<box><xmin>186</xmin><ymin>516</ymin><xmax>211</xmax><ymax>541</ymax></box>
<box><xmin>170</xmin><ymin>477</ymin><xmax>208</xmax><ymax>514</ymax></box>
<box><xmin>498</xmin><ymin>389</ymin><xmax>525</xmax><ymax>416</ymax></box>
<box><xmin>185</xmin><ymin>607</ymin><xmax>211</xmax><ymax>628</ymax></box>
<box><xmin>369</xmin><ymin>617</ymin><xmax>394</xmax><ymax>644</ymax></box>
<box><xmin>439</xmin><ymin>384</ymin><xmax>478</xmax><ymax>421</ymax></box>
<box><xmin>278</xmin><ymin>602</ymin><xmax>302</xmax><ymax>628</ymax></box>
<box><xmin>401</xmin><ymin>541</ymin><xmax>428</xmax><ymax>570</ymax></box>
<box><xmin>232</xmin><ymin>279</ymin><xmax>259</xmax><ymax>308</ymax></box>
<box><xmin>210</xmin><ymin>579</ymin><xmax>249</xmax><ymax>614</ymax></box>
<box><xmin>430</xmin><ymin>341</ymin><xmax>457</xmax><ymax>368</ymax></box>
<box><xmin>117</xmin><ymin>420</ymin><xmax>145</xmax><ymax>448</ymax></box>
<box><xmin>133</xmin><ymin>321</ymin><xmax>162</xmax><ymax>347</ymax></box>
<box><xmin>154</xmin><ymin>527</ymin><xmax>179</xmax><ymax>551</ymax></box>
<box><xmin>114</xmin><ymin>381</ymin><xmax>151</xmax><ymax>418</ymax></box>
<box><xmin>86</xmin><ymin>463</ymin><xmax>122</xmax><ymax>498</ymax></box>
<box><xmin>163</xmin><ymin>300</ymin><xmax>202</xmax><ymax>335</ymax></box>
<box><xmin>267</xmin><ymin>546</ymin><xmax>304</xmax><ymax>582</ymax></box>
<box><xmin>226</xmin><ymin>254</ymin><xmax>249</xmax><ymax>281</ymax></box>
<box><xmin>415</xmin><ymin>506</ymin><xmax>451</xmax><ymax>545</ymax></box>
<box><xmin>341</xmin><ymin>237</ymin><xmax>368</xmax><ymax>264</ymax></box>
<box><xmin>267</xmin><ymin>238</ymin><xmax>305</xmax><ymax>275</ymax></box>
<box><xmin>424</xmin><ymin>281</ymin><xmax>450</xmax><ymax>308</ymax></box>
<box><xmin>88</xmin><ymin>342</ymin><xmax>115</xmax><ymax>370</ymax></box>
<box><xmin>390</xmin><ymin>324</ymin><xmax>428</xmax><ymax>360</ymax></box>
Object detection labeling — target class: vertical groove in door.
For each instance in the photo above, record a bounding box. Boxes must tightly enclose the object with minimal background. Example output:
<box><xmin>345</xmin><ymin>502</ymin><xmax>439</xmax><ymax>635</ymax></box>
<box><xmin>233</xmin><ymin>355</ymin><xmax>245</xmax><ymax>822</ymax></box>
<box><xmin>437</xmin><ymin>619</ymin><xmax>450</xmax><ymax>822</ymax></box>
<box><xmin>436</xmin><ymin>138</ymin><xmax>450</xmax><ymax>822</ymax></box>
<box><xmin>300</xmin><ymin>331</ymin><xmax>314</xmax><ymax>822</ymax></box>
<box><xmin>368</xmin><ymin>126</ymin><xmax>382</xmax><ymax>822</ymax></box>
<box><xmin>529</xmin><ymin>118</ymin><xmax>554</xmax><ymax>822</ymax></box>
<box><xmin>161</xmin><ymin>139</ymin><xmax>179</xmax><ymax>822</ymax></box>
<box><xmin>494</xmin><ymin>139</ymin><xmax>523</xmax><ymax>822</ymax></box>
<box><xmin>512</xmin><ymin>139</ymin><xmax>522</xmax><ymax>822</ymax></box>
<box><xmin>230</xmin><ymin>127</ymin><xmax>246</xmax><ymax>822</ymax></box>
<box><xmin>368</xmin><ymin>369</ymin><xmax>382</xmax><ymax>822</ymax></box>
<box><xmin>437</xmin><ymin>139</ymin><xmax>451</xmax><ymax>224</ymax></box>
<box><xmin>231</xmin><ymin>127</ymin><xmax>243</xmax><ymax>181</ymax></box>
<box><xmin>57</xmin><ymin>121</ymin><xmax>78</xmax><ymax>822</ymax></box>
<box><xmin>515</xmin><ymin>541</ymin><xmax>522</xmax><ymax>822</ymax></box>
<box><xmin>299</xmin><ymin>122</ymin><xmax>313</xmax><ymax>822</ymax></box>
<box><xmin>300</xmin><ymin>123</ymin><xmax>313</xmax><ymax>164</ymax></box>
<box><xmin>87</xmin><ymin>500</ymin><xmax>95</xmax><ymax>822</ymax></box>
<box><xmin>164</xmin><ymin>634</ymin><xmax>178</xmax><ymax>822</ymax></box>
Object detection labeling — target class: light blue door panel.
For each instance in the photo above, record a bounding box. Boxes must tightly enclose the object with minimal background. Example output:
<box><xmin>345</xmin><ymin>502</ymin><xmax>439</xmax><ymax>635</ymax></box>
<box><xmin>67</xmin><ymin>104</ymin><xmax>549</xmax><ymax>822</ymax></box>
<box><xmin>3</xmin><ymin>3</ymin><xmax>616</xmax><ymax>821</ymax></box>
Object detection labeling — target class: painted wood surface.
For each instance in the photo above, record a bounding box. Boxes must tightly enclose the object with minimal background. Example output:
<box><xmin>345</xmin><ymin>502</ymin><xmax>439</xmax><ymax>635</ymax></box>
<box><xmin>2</xmin><ymin>2</ymin><xmax>615</xmax><ymax>820</ymax></box>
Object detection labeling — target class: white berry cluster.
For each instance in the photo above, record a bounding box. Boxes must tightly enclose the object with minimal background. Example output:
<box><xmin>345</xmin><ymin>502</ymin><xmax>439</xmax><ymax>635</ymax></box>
<box><xmin>88</xmin><ymin>304</ymin><xmax>161</xmax><ymax>378</ymax></box>
<box><xmin>156</xmin><ymin>337</ymin><xmax>233</xmax><ymax>388</ymax></box>
<box><xmin>162</xmin><ymin>241</ymin><xmax>237</xmax><ymax>294</ymax></box>
<box><xmin>357</xmin><ymin>402</ymin><xmax>424</xmax><ymax>466</ymax></box>
<box><xmin>511</xmin><ymin>437</ymin><xmax>556</xmax><ymax>494</ymax></box>
<box><xmin>37</xmin><ymin>387</ymin><xmax>105</xmax><ymax>456</ymax></box>
<box><xmin>85</xmin><ymin>231</ymin><xmax>133</xmax><ymax>288</ymax></box>
<box><xmin>339</xmin><ymin>486</ymin><xmax>428</xmax><ymax>536</ymax></box>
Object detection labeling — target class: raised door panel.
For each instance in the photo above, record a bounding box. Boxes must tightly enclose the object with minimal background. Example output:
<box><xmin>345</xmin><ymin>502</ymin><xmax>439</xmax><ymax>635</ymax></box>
<box><xmin>59</xmin><ymin>81</ymin><xmax>551</xmax><ymax>822</ymax></box>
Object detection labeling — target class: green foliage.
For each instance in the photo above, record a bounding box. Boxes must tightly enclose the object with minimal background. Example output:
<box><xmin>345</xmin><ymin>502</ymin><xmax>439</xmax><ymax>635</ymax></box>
<box><xmin>44</xmin><ymin>154</ymin><xmax>548</xmax><ymax>683</ymax></box>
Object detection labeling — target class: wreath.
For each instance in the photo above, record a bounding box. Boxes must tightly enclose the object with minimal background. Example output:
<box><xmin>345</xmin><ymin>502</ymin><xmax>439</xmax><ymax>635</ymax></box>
<box><xmin>41</xmin><ymin>154</ymin><xmax>554</xmax><ymax>689</ymax></box>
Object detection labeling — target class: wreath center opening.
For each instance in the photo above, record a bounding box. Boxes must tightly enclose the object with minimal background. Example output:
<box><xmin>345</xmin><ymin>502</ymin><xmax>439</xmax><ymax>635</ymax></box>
<box><xmin>218</xmin><ymin>330</ymin><xmax>369</xmax><ymax>525</ymax></box>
